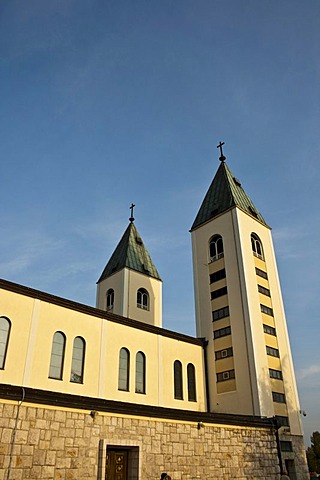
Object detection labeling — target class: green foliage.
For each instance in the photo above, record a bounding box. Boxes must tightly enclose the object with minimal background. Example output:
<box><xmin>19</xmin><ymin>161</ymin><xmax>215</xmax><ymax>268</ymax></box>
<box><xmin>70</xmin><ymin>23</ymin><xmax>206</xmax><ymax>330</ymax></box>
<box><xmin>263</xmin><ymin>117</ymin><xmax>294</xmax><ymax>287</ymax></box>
<box><xmin>306</xmin><ymin>431</ymin><xmax>320</xmax><ymax>473</ymax></box>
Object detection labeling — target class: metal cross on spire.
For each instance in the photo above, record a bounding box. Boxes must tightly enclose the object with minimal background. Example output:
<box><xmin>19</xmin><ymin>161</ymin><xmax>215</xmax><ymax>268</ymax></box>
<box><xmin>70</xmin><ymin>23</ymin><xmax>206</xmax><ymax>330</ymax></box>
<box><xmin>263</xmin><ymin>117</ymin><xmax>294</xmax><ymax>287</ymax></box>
<box><xmin>217</xmin><ymin>141</ymin><xmax>226</xmax><ymax>162</ymax></box>
<box><xmin>129</xmin><ymin>203</ymin><xmax>135</xmax><ymax>222</ymax></box>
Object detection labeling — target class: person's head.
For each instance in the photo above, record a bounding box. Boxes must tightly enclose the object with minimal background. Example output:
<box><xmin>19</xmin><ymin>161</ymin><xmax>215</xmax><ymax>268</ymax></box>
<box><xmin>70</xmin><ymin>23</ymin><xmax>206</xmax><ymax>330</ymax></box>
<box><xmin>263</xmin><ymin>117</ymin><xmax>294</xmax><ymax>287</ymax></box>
<box><xmin>160</xmin><ymin>473</ymin><xmax>167</xmax><ymax>480</ymax></box>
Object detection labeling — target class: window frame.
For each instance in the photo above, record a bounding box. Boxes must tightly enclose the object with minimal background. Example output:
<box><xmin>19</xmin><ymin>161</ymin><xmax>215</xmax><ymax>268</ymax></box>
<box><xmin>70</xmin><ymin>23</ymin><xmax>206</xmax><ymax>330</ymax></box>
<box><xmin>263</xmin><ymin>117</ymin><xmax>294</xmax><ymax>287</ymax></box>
<box><xmin>258</xmin><ymin>285</ymin><xmax>271</xmax><ymax>297</ymax></box>
<box><xmin>187</xmin><ymin>363</ymin><xmax>197</xmax><ymax>402</ymax></box>
<box><xmin>174</xmin><ymin>360</ymin><xmax>183</xmax><ymax>400</ymax></box>
<box><xmin>251</xmin><ymin>233</ymin><xmax>264</xmax><ymax>260</ymax></box>
<box><xmin>266</xmin><ymin>345</ymin><xmax>280</xmax><ymax>358</ymax></box>
<box><xmin>213</xmin><ymin>326</ymin><xmax>231</xmax><ymax>339</ymax></box>
<box><xmin>106</xmin><ymin>289</ymin><xmax>114</xmax><ymax>311</ymax></box>
<box><xmin>118</xmin><ymin>347</ymin><xmax>130</xmax><ymax>391</ymax></box>
<box><xmin>211</xmin><ymin>286</ymin><xmax>228</xmax><ymax>300</ymax></box>
<box><xmin>70</xmin><ymin>336</ymin><xmax>86</xmax><ymax>384</ymax></box>
<box><xmin>217</xmin><ymin>369</ymin><xmax>235</xmax><ymax>382</ymax></box>
<box><xmin>137</xmin><ymin>288</ymin><xmax>149</xmax><ymax>311</ymax></box>
<box><xmin>212</xmin><ymin>306</ymin><xmax>229</xmax><ymax>322</ymax></box>
<box><xmin>272</xmin><ymin>391</ymin><xmax>286</xmax><ymax>403</ymax></box>
<box><xmin>255</xmin><ymin>267</ymin><xmax>268</xmax><ymax>280</ymax></box>
<box><xmin>209</xmin><ymin>235</ymin><xmax>224</xmax><ymax>262</ymax></box>
<box><xmin>269</xmin><ymin>368</ymin><xmax>283</xmax><ymax>380</ymax></box>
<box><xmin>135</xmin><ymin>351</ymin><xmax>146</xmax><ymax>394</ymax></box>
<box><xmin>49</xmin><ymin>331</ymin><xmax>66</xmax><ymax>380</ymax></box>
<box><xmin>210</xmin><ymin>268</ymin><xmax>226</xmax><ymax>284</ymax></box>
<box><xmin>0</xmin><ymin>316</ymin><xmax>11</xmax><ymax>370</ymax></box>
<box><xmin>261</xmin><ymin>304</ymin><xmax>274</xmax><ymax>316</ymax></box>
<box><xmin>263</xmin><ymin>324</ymin><xmax>277</xmax><ymax>336</ymax></box>
<box><xmin>215</xmin><ymin>347</ymin><xmax>233</xmax><ymax>360</ymax></box>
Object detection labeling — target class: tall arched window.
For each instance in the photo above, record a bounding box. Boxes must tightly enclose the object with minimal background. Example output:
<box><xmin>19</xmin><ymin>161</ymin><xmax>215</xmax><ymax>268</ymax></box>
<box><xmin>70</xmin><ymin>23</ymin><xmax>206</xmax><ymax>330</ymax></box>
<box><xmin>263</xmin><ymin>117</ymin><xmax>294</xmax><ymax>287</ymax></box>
<box><xmin>49</xmin><ymin>331</ymin><xmax>66</xmax><ymax>380</ymax></box>
<box><xmin>70</xmin><ymin>336</ymin><xmax>85</xmax><ymax>383</ymax></box>
<box><xmin>135</xmin><ymin>351</ymin><xmax>146</xmax><ymax>394</ymax></box>
<box><xmin>0</xmin><ymin>316</ymin><xmax>11</xmax><ymax>369</ymax></box>
<box><xmin>251</xmin><ymin>233</ymin><xmax>264</xmax><ymax>260</ymax></box>
<box><xmin>118</xmin><ymin>347</ymin><xmax>130</xmax><ymax>391</ymax></box>
<box><xmin>137</xmin><ymin>288</ymin><xmax>149</xmax><ymax>311</ymax></box>
<box><xmin>106</xmin><ymin>289</ymin><xmax>114</xmax><ymax>310</ymax></box>
<box><xmin>209</xmin><ymin>235</ymin><xmax>224</xmax><ymax>262</ymax></box>
<box><xmin>187</xmin><ymin>363</ymin><xmax>197</xmax><ymax>402</ymax></box>
<box><xmin>174</xmin><ymin>360</ymin><xmax>183</xmax><ymax>400</ymax></box>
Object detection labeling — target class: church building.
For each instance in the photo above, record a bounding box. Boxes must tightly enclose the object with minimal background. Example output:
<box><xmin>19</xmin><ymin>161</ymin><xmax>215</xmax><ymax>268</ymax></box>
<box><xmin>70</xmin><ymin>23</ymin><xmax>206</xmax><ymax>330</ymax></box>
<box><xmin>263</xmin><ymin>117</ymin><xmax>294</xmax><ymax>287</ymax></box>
<box><xmin>0</xmin><ymin>145</ymin><xmax>308</xmax><ymax>479</ymax></box>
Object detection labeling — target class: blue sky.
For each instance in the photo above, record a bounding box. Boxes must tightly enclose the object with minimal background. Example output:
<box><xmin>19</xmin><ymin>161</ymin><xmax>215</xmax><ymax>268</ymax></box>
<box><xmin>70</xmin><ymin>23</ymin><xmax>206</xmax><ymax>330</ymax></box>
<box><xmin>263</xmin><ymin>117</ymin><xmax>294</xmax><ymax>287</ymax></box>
<box><xmin>0</xmin><ymin>0</ymin><xmax>319</xmax><ymax>446</ymax></box>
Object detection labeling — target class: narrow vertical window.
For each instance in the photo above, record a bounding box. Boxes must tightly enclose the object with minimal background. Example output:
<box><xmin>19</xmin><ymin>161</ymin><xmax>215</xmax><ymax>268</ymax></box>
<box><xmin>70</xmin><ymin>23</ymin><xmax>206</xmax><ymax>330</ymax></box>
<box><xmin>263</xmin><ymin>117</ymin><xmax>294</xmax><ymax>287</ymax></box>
<box><xmin>70</xmin><ymin>336</ymin><xmax>85</xmax><ymax>383</ymax></box>
<box><xmin>251</xmin><ymin>233</ymin><xmax>264</xmax><ymax>260</ymax></box>
<box><xmin>209</xmin><ymin>235</ymin><xmax>224</xmax><ymax>262</ymax></box>
<box><xmin>174</xmin><ymin>360</ymin><xmax>183</xmax><ymax>400</ymax></box>
<box><xmin>135</xmin><ymin>351</ymin><xmax>146</xmax><ymax>394</ymax></box>
<box><xmin>187</xmin><ymin>363</ymin><xmax>197</xmax><ymax>402</ymax></box>
<box><xmin>49</xmin><ymin>332</ymin><xmax>66</xmax><ymax>380</ymax></box>
<box><xmin>137</xmin><ymin>288</ymin><xmax>149</xmax><ymax>310</ymax></box>
<box><xmin>118</xmin><ymin>348</ymin><xmax>130</xmax><ymax>391</ymax></box>
<box><xmin>106</xmin><ymin>289</ymin><xmax>114</xmax><ymax>310</ymax></box>
<box><xmin>0</xmin><ymin>316</ymin><xmax>11</xmax><ymax>369</ymax></box>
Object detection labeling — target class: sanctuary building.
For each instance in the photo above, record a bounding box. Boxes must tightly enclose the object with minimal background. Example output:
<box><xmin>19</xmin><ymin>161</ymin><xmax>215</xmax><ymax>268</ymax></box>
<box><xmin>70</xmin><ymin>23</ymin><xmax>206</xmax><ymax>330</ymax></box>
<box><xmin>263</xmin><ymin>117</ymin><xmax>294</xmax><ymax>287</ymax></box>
<box><xmin>0</xmin><ymin>148</ymin><xmax>308</xmax><ymax>479</ymax></box>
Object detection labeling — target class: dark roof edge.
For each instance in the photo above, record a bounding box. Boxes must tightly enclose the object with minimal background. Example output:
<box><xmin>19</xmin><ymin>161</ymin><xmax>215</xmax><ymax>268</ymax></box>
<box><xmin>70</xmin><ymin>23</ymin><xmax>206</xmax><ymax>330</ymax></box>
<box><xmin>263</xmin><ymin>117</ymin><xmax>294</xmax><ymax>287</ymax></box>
<box><xmin>0</xmin><ymin>383</ymin><xmax>275</xmax><ymax>430</ymax></box>
<box><xmin>190</xmin><ymin>204</ymin><xmax>272</xmax><ymax>232</ymax></box>
<box><xmin>97</xmin><ymin>266</ymin><xmax>163</xmax><ymax>284</ymax></box>
<box><xmin>0</xmin><ymin>278</ymin><xmax>201</xmax><ymax>346</ymax></box>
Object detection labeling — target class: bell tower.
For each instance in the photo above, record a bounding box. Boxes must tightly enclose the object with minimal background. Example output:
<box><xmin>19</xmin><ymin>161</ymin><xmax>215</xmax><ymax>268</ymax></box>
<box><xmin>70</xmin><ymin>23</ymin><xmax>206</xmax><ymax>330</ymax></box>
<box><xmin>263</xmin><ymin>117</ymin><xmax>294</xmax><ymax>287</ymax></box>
<box><xmin>96</xmin><ymin>205</ymin><xmax>162</xmax><ymax>327</ymax></box>
<box><xmin>190</xmin><ymin>143</ymin><xmax>305</xmax><ymax>472</ymax></box>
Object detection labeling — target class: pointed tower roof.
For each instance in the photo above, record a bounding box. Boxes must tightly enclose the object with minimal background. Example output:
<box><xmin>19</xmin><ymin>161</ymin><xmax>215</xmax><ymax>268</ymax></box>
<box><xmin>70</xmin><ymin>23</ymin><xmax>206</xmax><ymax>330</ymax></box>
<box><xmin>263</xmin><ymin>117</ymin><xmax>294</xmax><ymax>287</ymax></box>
<box><xmin>97</xmin><ymin>221</ymin><xmax>161</xmax><ymax>283</ymax></box>
<box><xmin>191</xmin><ymin>156</ymin><xmax>268</xmax><ymax>231</ymax></box>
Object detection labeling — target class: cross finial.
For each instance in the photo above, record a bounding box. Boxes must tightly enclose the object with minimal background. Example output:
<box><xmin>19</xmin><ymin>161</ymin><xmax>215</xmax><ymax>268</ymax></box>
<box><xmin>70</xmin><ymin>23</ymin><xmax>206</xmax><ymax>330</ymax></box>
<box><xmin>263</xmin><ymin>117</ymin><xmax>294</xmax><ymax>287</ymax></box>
<box><xmin>217</xmin><ymin>141</ymin><xmax>226</xmax><ymax>162</ymax></box>
<box><xmin>129</xmin><ymin>203</ymin><xmax>135</xmax><ymax>222</ymax></box>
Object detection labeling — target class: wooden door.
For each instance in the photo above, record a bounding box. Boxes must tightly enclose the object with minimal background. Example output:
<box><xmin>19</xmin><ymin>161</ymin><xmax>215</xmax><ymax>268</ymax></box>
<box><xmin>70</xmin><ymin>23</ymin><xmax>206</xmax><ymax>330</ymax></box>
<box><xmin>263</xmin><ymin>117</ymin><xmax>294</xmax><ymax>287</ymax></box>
<box><xmin>106</xmin><ymin>449</ymin><xmax>128</xmax><ymax>480</ymax></box>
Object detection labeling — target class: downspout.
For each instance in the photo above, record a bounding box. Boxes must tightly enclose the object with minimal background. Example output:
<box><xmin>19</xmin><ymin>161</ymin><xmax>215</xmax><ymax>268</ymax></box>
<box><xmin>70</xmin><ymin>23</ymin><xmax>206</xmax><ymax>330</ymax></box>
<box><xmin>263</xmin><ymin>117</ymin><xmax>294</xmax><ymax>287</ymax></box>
<box><xmin>200</xmin><ymin>339</ymin><xmax>210</xmax><ymax>412</ymax></box>
<box><xmin>6</xmin><ymin>387</ymin><xmax>25</xmax><ymax>480</ymax></box>
<box><xmin>271</xmin><ymin>416</ymin><xmax>283</xmax><ymax>475</ymax></box>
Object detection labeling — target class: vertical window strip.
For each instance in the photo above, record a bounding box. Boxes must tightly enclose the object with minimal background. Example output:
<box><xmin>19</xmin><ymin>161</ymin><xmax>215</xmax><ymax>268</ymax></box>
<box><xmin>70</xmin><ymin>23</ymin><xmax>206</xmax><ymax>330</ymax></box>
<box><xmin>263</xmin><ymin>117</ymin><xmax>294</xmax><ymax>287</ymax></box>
<box><xmin>0</xmin><ymin>316</ymin><xmax>11</xmax><ymax>369</ymax></box>
<box><xmin>174</xmin><ymin>360</ymin><xmax>183</xmax><ymax>400</ymax></box>
<box><xmin>187</xmin><ymin>363</ymin><xmax>197</xmax><ymax>402</ymax></box>
<box><xmin>135</xmin><ymin>351</ymin><xmax>146</xmax><ymax>394</ymax></box>
<box><xmin>118</xmin><ymin>348</ymin><xmax>130</xmax><ymax>391</ymax></box>
<box><xmin>70</xmin><ymin>337</ymin><xmax>85</xmax><ymax>383</ymax></box>
<box><xmin>49</xmin><ymin>332</ymin><xmax>66</xmax><ymax>380</ymax></box>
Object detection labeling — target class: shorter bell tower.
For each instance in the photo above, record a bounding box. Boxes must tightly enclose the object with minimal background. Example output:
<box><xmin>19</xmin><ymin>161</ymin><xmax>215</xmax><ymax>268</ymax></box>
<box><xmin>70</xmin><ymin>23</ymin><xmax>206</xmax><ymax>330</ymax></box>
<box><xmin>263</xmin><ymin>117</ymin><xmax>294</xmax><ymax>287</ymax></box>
<box><xmin>96</xmin><ymin>205</ymin><xmax>162</xmax><ymax>327</ymax></box>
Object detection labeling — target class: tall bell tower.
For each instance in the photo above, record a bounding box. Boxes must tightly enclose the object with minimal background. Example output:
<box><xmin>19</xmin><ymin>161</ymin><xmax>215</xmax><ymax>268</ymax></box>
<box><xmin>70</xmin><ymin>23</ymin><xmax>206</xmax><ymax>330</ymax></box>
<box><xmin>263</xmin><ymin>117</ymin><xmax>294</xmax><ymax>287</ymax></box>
<box><xmin>191</xmin><ymin>143</ymin><xmax>307</xmax><ymax>477</ymax></box>
<box><xmin>96</xmin><ymin>205</ymin><xmax>162</xmax><ymax>327</ymax></box>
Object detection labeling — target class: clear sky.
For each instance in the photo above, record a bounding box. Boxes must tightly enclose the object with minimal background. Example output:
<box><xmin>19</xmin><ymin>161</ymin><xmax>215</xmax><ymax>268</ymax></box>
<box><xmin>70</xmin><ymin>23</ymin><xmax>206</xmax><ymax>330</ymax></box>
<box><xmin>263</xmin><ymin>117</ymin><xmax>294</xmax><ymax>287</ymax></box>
<box><xmin>0</xmin><ymin>0</ymin><xmax>319</xmax><ymax>446</ymax></box>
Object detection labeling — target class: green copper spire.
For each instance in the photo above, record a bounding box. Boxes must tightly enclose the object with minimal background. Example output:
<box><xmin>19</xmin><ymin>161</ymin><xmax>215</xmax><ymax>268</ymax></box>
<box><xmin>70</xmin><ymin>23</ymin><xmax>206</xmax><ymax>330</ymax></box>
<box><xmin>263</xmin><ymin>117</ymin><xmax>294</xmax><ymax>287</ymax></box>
<box><xmin>97</xmin><ymin>219</ymin><xmax>161</xmax><ymax>283</ymax></box>
<box><xmin>191</xmin><ymin>147</ymin><xmax>268</xmax><ymax>231</ymax></box>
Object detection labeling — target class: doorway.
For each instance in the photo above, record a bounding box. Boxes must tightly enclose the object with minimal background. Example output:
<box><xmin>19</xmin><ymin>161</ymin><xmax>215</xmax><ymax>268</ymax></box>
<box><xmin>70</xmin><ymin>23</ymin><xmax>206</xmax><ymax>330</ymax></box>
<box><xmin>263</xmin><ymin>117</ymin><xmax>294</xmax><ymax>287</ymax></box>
<box><xmin>285</xmin><ymin>459</ymin><xmax>296</xmax><ymax>480</ymax></box>
<box><xmin>106</xmin><ymin>448</ymin><xmax>128</xmax><ymax>480</ymax></box>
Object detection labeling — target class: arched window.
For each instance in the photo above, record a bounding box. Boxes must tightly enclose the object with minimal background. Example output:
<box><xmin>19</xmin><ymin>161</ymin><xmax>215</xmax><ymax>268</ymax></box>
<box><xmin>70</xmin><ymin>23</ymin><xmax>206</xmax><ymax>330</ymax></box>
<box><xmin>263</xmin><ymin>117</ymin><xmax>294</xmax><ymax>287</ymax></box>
<box><xmin>106</xmin><ymin>289</ymin><xmax>114</xmax><ymax>311</ymax></box>
<box><xmin>118</xmin><ymin>348</ymin><xmax>130</xmax><ymax>391</ymax></box>
<box><xmin>70</xmin><ymin>336</ymin><xmax>85</xmax><ymax>383</ymax></box>
<box><xmin>137</xmin><ymin>288</ymin><xmax>149</xmax><ymax>311</ymax></box>
<box><xmin>174</xmin><ymin>360</ymin><xmax>183</xmax><ymax>400</ymax></box>
<box><xmin>209</xmin><ymin>235</ymin><xmax>224</xmax><ymax>262</ymax></box>
<box><xmin>187</xmin><ymin>363</ymin><xmax>197</xmax><ymax>402</ymax></box>
<box><xmin>135</xmin><ymin>351</ymin><xmax>146</xmax><ymax>394</ymax></box>
<box><xmin>49</xmin><ymin>332</ymin><xmax>66</xmax><ymax>380</ymax></box>
<box><xmin>251</xmin><ymin>233</ymin><xmax>264</xmax><ymax>260</ymax></box>
<box><xmin>0</xmin><ymin>316</ymin><xmax>11</xmax><ymax>369</ymax></box>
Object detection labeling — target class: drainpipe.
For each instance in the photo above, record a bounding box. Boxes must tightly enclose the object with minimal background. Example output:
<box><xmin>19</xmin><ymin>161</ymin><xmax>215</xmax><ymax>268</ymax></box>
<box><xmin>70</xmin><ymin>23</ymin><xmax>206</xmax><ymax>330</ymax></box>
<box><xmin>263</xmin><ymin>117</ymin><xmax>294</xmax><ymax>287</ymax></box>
<box><xmin>6</xmin><ymin>387</ymin><xmax>25</xmax><ymax>480</ymax></box>
<box><xmin>271</xmin><ymin>417</ymin><xmax>283</xmax><ymax>476</ymax></box>
<box><xmin>200</xmin><ymin>339</ymin><xmax>210</xmax><ymax>412</ymax></box>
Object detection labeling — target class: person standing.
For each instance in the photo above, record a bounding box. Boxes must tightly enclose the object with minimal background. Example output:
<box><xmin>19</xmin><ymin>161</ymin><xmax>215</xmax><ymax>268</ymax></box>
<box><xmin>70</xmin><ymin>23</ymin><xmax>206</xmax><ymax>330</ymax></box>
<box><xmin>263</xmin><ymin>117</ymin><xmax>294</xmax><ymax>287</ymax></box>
<box><xmin>280</xmin><ymin>470</ymin><xmax>290</xmax><ymax>479</ymax></box>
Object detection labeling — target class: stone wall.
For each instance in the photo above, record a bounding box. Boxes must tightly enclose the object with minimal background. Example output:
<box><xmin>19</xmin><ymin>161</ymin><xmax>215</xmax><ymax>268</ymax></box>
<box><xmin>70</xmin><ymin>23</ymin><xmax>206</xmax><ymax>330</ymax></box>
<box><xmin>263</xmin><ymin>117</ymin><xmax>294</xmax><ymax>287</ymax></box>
<box><xmin>0</xmin><ymin>400</ymin><xmax>281</xmax><ymax>479</ymax></box>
